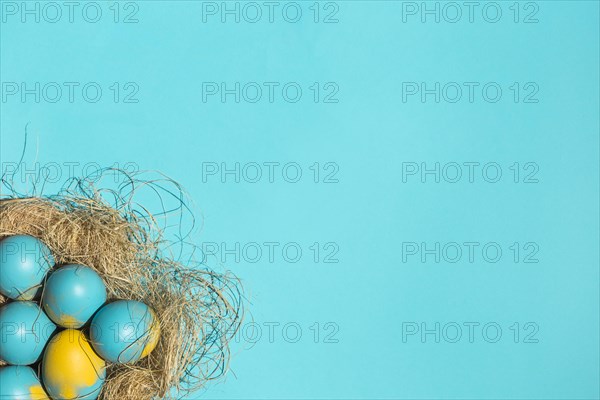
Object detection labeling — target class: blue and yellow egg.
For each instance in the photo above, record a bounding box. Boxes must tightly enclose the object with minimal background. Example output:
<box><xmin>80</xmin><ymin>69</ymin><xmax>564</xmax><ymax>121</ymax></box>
<box><xmin>42</xmin><ymin>329</ymin><xmax>106</xmax><ymax>400</ymax></box>
<box><xmin>90</xmin><ymin>300</ymin><xmax>160</xmax><ymax>364</ymax></box>
<box><xmin>0</xmin><ymin>235</ymin><xmax>54</xmax><ymax>300</ymax></box>
<box><xmin>42</xmin><ymin>264</ymin><xmax>107</xmax><ymax>329</ymax></box>
<box><xmin>0</xmin><ymin>365</ymin><xmax>49</xmax><ymax>400</ymax></box>
<box><xmin>0</xmin><ymin>301</ymin><xmax>57</xmax><ymax>365</ymax></box>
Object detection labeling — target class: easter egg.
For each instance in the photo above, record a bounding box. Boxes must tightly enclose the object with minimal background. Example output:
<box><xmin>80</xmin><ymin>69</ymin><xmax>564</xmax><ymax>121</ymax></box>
<box><xmin>0</xmin><ymin>365</ymin><xmax>49</xmax><ymax>400</ymax></box>
<box><xmin>0</xmin><ymin>235</ymin><xmax>54</xmax><ymax>300</ymax></box>
<box><xmin>42</xmin><ymin>264</ymin><xmax>107</xmax><ymax>328</ymax></box>
<box><xmin>0</xmin><ymin>301</ymin><xmax>56</xmax><ymax>365</ymax></box>
<box><xmin>42</xmin><ymin>329</ymin><xmax>106</xmax><ymax>400</ymax></box>
<box><xmin>90</xmin><ymin>300</ymin><xmax>160</xmax><ymax>363</ymax></box>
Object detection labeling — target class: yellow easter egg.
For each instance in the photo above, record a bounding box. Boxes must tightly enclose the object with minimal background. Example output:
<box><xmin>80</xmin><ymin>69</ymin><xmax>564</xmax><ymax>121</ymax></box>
<box><xmin>42</xmin><ymin>329</ymin><xmax>106</xmax><ymax>400</ymax></box>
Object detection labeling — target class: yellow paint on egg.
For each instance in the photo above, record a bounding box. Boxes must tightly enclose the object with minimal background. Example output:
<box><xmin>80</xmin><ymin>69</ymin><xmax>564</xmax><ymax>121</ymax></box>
<box><xmin>29</xmin><ymin>384</ymin><xmax>50</xmax><ymax>400</ymax></box>
<box><xmin>16</xmin><ymin>287</ymin><xmax>37</xmax><ymax>301</ymax></box>
<box><xmin>42</xmin><ymin>329</ymin><xmax>106</xmax><ymax>400</ymax></box>
<box><xmin>59</xmin><ymin>315</ymin><xmax>80</xmax><ymax>327</ymax></box>
<box><xmin>43</xmin><ymin>299</ymin><xmax>61</xmax><ymax>322</ymax></box>
<box><xmin>43</xmin><ymin>300</ymin><xmax>79</xmax><ymax>327</ymax></box>
<box><xmin>141</xmin><ymin>310</ymin><xmax>161</xmax><ymax>359</ymax></box>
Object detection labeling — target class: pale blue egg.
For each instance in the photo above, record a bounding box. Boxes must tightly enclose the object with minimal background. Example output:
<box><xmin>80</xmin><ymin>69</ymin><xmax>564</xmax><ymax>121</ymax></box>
<box><xmin>90</xmin><ymin>300</ymin><xmax>160</xmax><ymax>364</ymax></box>
<box><xmin>0</xmin><ymin>235</ymin><xmax>54</xmax><ymax>300</ymax></box>
<box><xmin>0</xmin><ymin>301</ymin><xmax>57</xmax><ymax>365</ymax></box>
<box><xmin>42</xmin><ymin>264</ymin><xmax>107</xmax><ymax>328</ymax></box>
<box><xmin>0</xmin><ymin>365</ymin><xmax>50</xmax><ymax>399</ymax></box>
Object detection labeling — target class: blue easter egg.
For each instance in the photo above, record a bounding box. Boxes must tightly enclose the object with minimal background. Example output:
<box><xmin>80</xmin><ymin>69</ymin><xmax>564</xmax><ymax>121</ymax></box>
<box><xmin>0</xmin><ymin>235</ymin><xmax>54</xmax><ymax>300</ymax></box>
<box><xmin>90</xmin><ymin>300</ymin><xmax>160</xmax><ymax>364</ymax></box>
<box><xmin>42</xmin><ymin>264</ymin><xmax>107</xmax><ymax>328</ymax></box>
<box><xmin>0</xmin><ymin>301</ymin><xmax>57</xmax><ymax>365</ymax></box>
<box><xmin>0</xmin><ymin>365</ymin><xmax>50</xmax><ymax>400</ymax></box>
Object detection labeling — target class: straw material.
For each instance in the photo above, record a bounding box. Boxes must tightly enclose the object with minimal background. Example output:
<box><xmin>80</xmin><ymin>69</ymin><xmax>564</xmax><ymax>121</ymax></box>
<box><xmin>0</xmin><ymin>184</ymin><xmax>242</xmax><ymax>399</ymax></box>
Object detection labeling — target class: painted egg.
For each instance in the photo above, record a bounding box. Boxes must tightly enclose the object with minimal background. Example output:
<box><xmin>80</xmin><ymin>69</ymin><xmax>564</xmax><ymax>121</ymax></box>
<box><xmin>90</xmin><ymin>300</ymin><xmax>160</xmax><ymax>364</ymax></box>
<box><xmin>0</xmin><ymin>301</ymin><xmax>56</xmax><ymax>365</ymax></box>
<box><xmin>0</xmin><ymin>235</ymin><xmax>54</xmax><ymax>300</ymax></box>
<box><xmin>42</xmin><ymin>264</ymin><xmax>107</xmax><ymax>328</ymax></box>
<box><xmin>42</xmin><ymin>329</ymin><xmax>106</xmax><ymax>400</ymax></box>
<box><xmin>0</xmin><ymin>365</ymin><xmax>49</xmax><ymax>400</ymax></box>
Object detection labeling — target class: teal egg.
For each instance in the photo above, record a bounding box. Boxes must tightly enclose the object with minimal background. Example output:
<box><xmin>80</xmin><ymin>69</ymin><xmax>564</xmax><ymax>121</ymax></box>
<box><xmin>0</xmin><ymin>301</ymin><xmax>57</xmax><ymax>365</ymax></box>
<box><xmin>0</xmin><ymin>235</ymin><xmax>54</xmax><ymax>300</ymax></box>
<box><xmin>42</xmin><ymin>264</ymin><xmax>107</xmax><ymax>328</ymax></box>
<box><xmin>90</xmin><ymin>300</ymin><xmax>160</xmax><ymax>364</ymax></box>
<box><xmin>0</xmin><ymin>365</ymin><xmax>50</xmax><ymax>400</ymax></box>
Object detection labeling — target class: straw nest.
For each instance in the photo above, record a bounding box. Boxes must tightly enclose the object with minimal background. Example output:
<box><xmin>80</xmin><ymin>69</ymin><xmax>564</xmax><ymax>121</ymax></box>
<box><xmin>0</xmin><ymin>171</ymin><xmax>243</xmax><ymax>399</ymax></box>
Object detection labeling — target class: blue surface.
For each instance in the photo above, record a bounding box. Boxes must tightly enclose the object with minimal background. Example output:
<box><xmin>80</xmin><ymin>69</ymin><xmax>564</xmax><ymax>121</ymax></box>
<box><xmin>0</xmin><ymin>1</ymin><xmax>599</xmax><ymax>399</ymax></box>
<box><xmin>42</xmin><ymin>264</ymin><xmax>107</xmax><ymax>328</ymax></box>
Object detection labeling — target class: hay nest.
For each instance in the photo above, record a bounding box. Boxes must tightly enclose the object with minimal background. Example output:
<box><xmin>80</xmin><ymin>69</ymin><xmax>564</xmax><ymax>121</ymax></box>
<box><xmin>0</xmin><ymin>172</ymin><xmax>243</xmax><ymax>399</ymax></box>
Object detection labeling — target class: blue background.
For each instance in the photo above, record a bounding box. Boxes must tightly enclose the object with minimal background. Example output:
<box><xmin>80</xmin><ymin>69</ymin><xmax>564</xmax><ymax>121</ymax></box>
<box><xmin>1</xmin><ymin>1</ymin><xmax>599</xmax><ymax>399</ymax></box>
